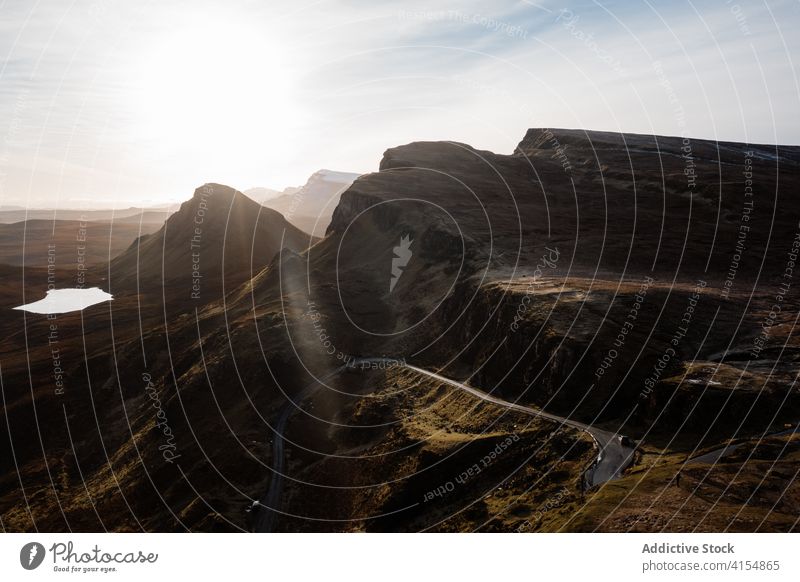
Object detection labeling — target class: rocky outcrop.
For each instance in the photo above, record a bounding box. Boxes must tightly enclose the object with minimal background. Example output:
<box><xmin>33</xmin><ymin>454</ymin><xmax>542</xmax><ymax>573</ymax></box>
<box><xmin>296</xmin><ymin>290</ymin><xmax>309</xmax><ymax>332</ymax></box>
<box><xmin>109</xmin><ymin>183</ymin><xmax>314</xmax><ymax>306</ymax></box>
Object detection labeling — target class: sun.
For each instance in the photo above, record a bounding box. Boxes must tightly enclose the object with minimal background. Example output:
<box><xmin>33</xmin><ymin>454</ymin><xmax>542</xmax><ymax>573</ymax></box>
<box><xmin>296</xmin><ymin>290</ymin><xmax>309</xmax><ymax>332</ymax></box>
<box><xmin>130</xmin><ymin>12</ymin><xmax>303</xmax><ymax>171</ymax></box>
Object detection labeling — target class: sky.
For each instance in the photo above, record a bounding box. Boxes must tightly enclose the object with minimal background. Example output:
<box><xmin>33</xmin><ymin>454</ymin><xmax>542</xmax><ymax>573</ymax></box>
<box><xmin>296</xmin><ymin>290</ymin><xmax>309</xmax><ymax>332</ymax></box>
<box><xmin>0</xmin><ymin>0</ymin><xmax>798</xmax><ymax>208</ymax></box>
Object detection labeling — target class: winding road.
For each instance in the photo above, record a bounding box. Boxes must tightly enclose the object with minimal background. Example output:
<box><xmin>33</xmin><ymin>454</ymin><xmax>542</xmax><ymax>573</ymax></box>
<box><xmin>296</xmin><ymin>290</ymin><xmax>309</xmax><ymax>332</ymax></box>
<box><xmin>390</xmin><ymin>361</ymin><xmax>635</xmax><ymax>487</ymax></box>
<box><xmin>253</xmin><ymin>358</ymin><xmax>636</xmax><ymax>531</ymax></box>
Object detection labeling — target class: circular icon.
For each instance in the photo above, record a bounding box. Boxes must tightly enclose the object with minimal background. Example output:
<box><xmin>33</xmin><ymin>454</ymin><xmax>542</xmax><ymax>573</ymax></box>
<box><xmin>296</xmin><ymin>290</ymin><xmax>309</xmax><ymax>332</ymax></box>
<box><xmin>19</xmin><ymin>542</ymin><xmax>46</xmax><ymax>570</ymax></box>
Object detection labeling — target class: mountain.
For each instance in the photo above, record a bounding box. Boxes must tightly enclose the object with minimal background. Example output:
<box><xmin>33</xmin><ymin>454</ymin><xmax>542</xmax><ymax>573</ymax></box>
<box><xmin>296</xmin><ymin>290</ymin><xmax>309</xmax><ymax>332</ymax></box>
<box><xmin>311</xmin><ymin>128</ymin><xmax>800</xmax><ymax>432</ymax></box>
<box><xmin>0</xmin><ymin>218</ymin><xmax>164</xmax><ymax>268</ymax></box>
<box><xmin>109</xmin><ymin>183</ymin><xmax>314</xmax><ymax>305</ymax></box>
<box><xmin>258</xmin><ymin>169</ymin><xmax>360</xmax><ymax>236</ymax></box>
<box><xmin>2</xmin><ymin>130</ymin><xmax>800</xmax><ymax>534</ymax></box>
<box><xmin>326</xmin><ymin>128</ymin><xmax>800</xmax><ymax>278</ymax></box>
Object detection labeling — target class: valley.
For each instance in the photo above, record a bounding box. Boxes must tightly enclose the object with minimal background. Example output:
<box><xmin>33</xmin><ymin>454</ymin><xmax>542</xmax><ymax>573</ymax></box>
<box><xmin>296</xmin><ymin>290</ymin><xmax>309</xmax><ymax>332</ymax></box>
<box><xmin>1</xmin><ymin>128</ymin><xmax>798</xmax><ymax>532</ymax></box>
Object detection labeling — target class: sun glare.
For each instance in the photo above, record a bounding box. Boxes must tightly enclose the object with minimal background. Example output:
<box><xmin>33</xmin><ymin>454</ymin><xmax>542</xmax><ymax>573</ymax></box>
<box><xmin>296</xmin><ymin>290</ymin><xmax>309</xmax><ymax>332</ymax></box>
<box><xmin>131</xmin><ymin>14</ymin><xmax>302</xmax><ymax>168</ymax></box>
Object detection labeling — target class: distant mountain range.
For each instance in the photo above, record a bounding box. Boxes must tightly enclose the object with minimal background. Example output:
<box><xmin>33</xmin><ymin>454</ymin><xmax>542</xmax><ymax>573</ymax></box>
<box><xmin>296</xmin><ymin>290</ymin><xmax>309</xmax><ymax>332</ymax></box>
<box><xmin>0</xmin><ymin>170</ymin><xmax>358</xmax><ymax>271</ymax></box>
<box><xmin>247</xmin><ymin>169</ymin><xmax>360</xmax><ymax>236</ymax></box>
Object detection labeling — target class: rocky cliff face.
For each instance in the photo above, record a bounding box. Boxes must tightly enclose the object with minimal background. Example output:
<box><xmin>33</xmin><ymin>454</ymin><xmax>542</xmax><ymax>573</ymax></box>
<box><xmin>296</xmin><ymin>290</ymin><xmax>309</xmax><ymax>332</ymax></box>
<box><xmin>416</xmin><ymin>276</ymin><xmax>798</xmax><ymax>436</ymax></box>
<box><xmin>314</xmin><ymin>128</ymin><xmax>800</xmax><ymax>432</ymax></box>
<box><xmin>110</xmin><ymin>183</ymin><xmax>314</xmax><ymax>307</ymax></box>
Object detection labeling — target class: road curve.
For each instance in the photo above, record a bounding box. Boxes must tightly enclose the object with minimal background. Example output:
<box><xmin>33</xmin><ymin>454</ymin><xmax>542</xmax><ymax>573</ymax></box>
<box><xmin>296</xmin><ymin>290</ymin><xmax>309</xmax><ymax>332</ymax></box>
<box><xmin>253</xmin><ymin>359</ymin><xmax>636</xmax><ymax>531</ymax></box>
<box><xmin>357</xmin><ymin>358</ymin><xmax>635</xmax><ymax>488</ymax></box>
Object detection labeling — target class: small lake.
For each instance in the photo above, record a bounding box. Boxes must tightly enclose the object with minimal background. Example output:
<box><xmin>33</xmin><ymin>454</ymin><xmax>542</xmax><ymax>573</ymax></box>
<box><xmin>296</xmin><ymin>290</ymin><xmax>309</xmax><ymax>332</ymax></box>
<box><xmin>14</xmin><ymin>287</ymin><xmax>113</xmax><ymax>314</ymax></box>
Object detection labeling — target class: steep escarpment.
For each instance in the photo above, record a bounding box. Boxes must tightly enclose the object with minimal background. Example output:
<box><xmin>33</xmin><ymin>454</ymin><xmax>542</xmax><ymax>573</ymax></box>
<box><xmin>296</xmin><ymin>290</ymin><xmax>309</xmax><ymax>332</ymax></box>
<box><xmin>318</xmin><ymin>130</ymin><xmax>800</xmax><ymax>362</ymax></box>
<box><xmin>330</xmin><ymin>129</ymin><xmax>800</xmax><ymax>285</ymax></box>
<box><xmin>316</xmin><ymin>129</ymin><xmax>800</xmax><ymax>445</ymax></box>
<box><xmin>516</xmin><ymin>127</ymin><xmax>800</xmax><ymax>166</ymax></box>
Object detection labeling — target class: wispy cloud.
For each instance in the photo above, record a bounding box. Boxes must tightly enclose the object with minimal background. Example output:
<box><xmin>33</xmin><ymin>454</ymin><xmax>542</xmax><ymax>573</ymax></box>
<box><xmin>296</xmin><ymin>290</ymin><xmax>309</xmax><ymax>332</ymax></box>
<box><xmin>0</xmin><ymin>0</ymin><xmax>797</xmax><ymax>207</ymax></box>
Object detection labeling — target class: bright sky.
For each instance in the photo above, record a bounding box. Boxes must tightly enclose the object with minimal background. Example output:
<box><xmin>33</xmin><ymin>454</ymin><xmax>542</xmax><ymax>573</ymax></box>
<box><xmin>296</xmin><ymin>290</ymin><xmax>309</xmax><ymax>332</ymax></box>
<box><xmin>0</xmin><ymin>0</ymin><xmax>798</xmax><ymax>208</ymax></box>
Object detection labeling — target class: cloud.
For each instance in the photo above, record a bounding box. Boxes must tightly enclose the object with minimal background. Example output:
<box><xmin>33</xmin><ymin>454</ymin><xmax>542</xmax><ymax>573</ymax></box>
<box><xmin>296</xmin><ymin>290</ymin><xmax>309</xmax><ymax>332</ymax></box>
<box><xmin>0</xmin><ymin>0</ymin><xmax>797</xmax><ymax>206</ymax></box>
